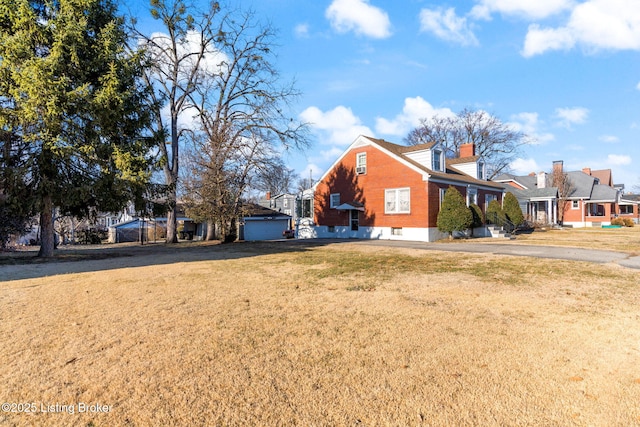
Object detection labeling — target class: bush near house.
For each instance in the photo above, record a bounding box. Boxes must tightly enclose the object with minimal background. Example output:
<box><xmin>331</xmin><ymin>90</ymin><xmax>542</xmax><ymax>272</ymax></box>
<box><xmin>503</xmin><ymin>192</ymin><xmax>525</xmax><ymax>226</ymax></box>
<box><xmin>469</xmin><ymin>203</ymin><xmax>484</xmax><ymax>228</ymax></box>
<box><xmin>437</xmin><ymin>186</ymin><xmax>473</xmax><ymax>238</ymax></box>
<box><xmin>486</xmin><ymin>199</ymin><xmax>505</xmax><ymax>226</ymax></box>
<box><xmin>611</xmin><ymin>217</ymin><xmax>635</xmax><ymax>227</ymax></box>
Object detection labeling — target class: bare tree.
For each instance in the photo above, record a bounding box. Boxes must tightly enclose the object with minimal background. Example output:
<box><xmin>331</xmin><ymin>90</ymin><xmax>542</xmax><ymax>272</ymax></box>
<box><xmin>406</xmin><ymin>108</ymin><xmax>528</xmax><ymax>179</ymax></box>
<box><xmin>135</xmin><ymin>0</ymin><xmax>222</xmax><ymax>243</ymax></box>
<box><xmin>180</xmin><ymin>8</ymin><xmax>309</xmax><ymax>241</ymax></box>
<box><xmin>252</xmin><ymin>157</ymin><xmax>297</xmax><ymax>196</ymax></box>
<box><xmin>549</xmin><ymin>162</ymin><xmax>575</xmax><ymax>225</ymax></box>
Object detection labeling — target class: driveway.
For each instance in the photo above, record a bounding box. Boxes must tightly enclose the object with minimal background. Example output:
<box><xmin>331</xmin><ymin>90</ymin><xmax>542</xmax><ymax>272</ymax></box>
<box><xmin>348</xmin><ymin>239</ymin><xmax>640</xmax><ymax>270</ymax></box>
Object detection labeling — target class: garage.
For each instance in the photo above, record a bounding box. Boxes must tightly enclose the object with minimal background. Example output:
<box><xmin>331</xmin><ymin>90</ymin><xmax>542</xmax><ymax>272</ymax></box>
<box><xmin>241</xmin><ymin>205</ymin><xmax>292</xmax><ymax>241</ymax></box>
<box><xmin>243</xmin><ymin>217</ymin><xmax>290</xmax><ymax>241</ymax></box>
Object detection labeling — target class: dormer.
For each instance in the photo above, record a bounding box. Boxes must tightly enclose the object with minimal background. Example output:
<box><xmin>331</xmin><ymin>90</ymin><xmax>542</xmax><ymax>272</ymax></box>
<box><xmin>402</xmin><ymin>141</ymin><xmax>445</xmax><ymax>173</ymax></box>
<box><xmin>446</xmin><ymin>143</ymin><xmax>486</xmax><ymax>180</ymax></box>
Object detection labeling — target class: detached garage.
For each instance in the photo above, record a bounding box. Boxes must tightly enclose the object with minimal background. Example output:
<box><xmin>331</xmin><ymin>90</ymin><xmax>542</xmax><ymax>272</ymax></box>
<box><xmin>240</xmin><ymin>205</ymin><xmax>291</xmax><ymax>241</ymax></box>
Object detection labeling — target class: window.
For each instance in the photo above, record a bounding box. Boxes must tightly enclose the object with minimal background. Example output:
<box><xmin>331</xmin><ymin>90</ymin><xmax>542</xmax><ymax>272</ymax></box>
<box><xmin>391</xmin><ymin>227</ymin><xmax>403</xmax><ymax>236</ymax></box>
<box><xmin>433</xmin><ymin>150</ymin><xmax>442</xmax><ymax>171</ymax></box>
<box><xmin>328</xmin><ymin>226</ymin><xmax>336</xmax><ymax>233</ymax></box>
<box><xmin>356</xmin><ymin>152</ymin><xmax>367</xmax><ymax>174</ymax></box>
<box><xmin>572</xmin><ymin>200</ymin><xmax>579</xmax><ymax>209</ymax></box>
<box><xmin>385</xmin><ymin>188</ymin><xmax>410</xmax><ymax>214</ymax></box>
<box><xmin>477</xmin><ymin>162</ymin><xmax>484</xmax><ymax>180</ymax></box>
<box><xmin>330</xmin><ymin>193</ymin><xmax>340</xmax><ymax>209</ymax></box>
<box><xmin>620</xmin><ymin>205</ymin><xmax>633</xmax><ymax>215</ymax></box>
<box><xmin>439</xmin><ymin>188</ymin><xmax>447</xmax><ymax>209</ymax></box>
<box><xmin>283</xmin><ymin>198</ymin><xmax>289</xmax><ymax>208</ymax></box>
<box><xmin>485</xmin><ymin>194</ymin><xmax>497</xmax><ymax>210</ymax></box>
<box><xmin>302</xmin><ymin>198</ymin><xmax>313</xmax><ymax>218</ymax></box>
<box><xmin>467</xmin><ymin>188</ymin><xmax>478</xmax><ymax>207</ymax></box>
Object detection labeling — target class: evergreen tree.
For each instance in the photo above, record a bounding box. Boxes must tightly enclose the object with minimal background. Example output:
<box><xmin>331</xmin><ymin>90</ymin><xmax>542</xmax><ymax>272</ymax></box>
<box><xmin>437</xmin><ymin>186</ymin><xmax>473</xmax><ymax>238</ymax></box>
<box><xmin>503</xmin><ymin>192</ymin><xmax>524</xmax><ymax>226</ymax></box>
<box><xmin>0</xmin><ymin>0</ymin><xmax>153</xmax><ymax>256</ymax></box>
<box><xmin>486</xmin><ymin>199</ymin><xmax>505</xmax><ymax>225</ymax></box>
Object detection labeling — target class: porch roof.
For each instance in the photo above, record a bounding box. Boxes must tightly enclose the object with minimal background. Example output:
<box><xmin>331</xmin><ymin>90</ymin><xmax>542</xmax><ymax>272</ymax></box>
<box><xmin>335</xmin><ymin>202</ymin><xmax>365</xmax><ymax>211</ymax></box>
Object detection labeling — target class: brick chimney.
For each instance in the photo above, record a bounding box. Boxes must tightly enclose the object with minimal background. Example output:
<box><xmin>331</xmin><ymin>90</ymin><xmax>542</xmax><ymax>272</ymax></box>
<box><xmin>459</xmin><ymin>143</ymin><xmax>475</xmax><ymax>158</ymax></box>
<box><xmin>266</xmin><ymin>191</ymin><xmax>271</xmax><ymax>200</ymax></box>
<box><xmin>582</xmin><ymin>167</ymin><xmax>591</xmax><ymax>175</ymax></box>
<box><xmin>553</xmin><ymin>160</ymin><xmax>563</xmax><ymax>175</ymax></box>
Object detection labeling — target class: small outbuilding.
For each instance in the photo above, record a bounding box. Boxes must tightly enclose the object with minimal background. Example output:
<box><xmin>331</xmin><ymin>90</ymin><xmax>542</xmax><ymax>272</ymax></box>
<box><xmin>240</xmin><ymin>204</ymin><xmax>292</xmax><ymax>241</ymax></box>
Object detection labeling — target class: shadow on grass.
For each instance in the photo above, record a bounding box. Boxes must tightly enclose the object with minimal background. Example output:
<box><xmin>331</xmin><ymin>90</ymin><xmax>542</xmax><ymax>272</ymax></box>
<box><xmin>0</xmin><ymin>239</ymin><xmax>348</xmax><ymax>282</ymax></box>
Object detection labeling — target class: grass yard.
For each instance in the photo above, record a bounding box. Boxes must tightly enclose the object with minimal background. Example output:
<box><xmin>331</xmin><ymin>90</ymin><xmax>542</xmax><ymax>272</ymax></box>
<box><xmin>512</xmin><ymin>224</ymin><xmax>640</xmax><ymax>253</ymax></box>
<box><xmin>1</xmin><ymin>236</ymin><xmax>640</xmax><ymax>426</ymax></box>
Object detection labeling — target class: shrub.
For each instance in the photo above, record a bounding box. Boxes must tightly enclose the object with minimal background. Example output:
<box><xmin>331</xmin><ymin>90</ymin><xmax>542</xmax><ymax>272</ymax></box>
<box><xmin>437</xmin><ymin>186</ymin><xmax>473</xmax><ymax>238</ymax></box>
<box><xmin>503</xmin><ymin>192</ymin><xmax>524</xmax><ymax>226</ymax></box>
<box><xmin>486</xmin><ymin>200</ymin><xmax>505</xmax><ymax>225</ymax></box>
<box><xmin>469</xmin><ymin>203</ymin><xmax>484</xmax><ymax>228</ymax></box>
<box><xmin>623</xmin><ymin>218</ymin><xmax>635</xmax><ymax>227</ymax></box>
<box><xmin>611</xmin><ymin>217</ymin><xmax>625</xmax><ymax>226</ymax></box>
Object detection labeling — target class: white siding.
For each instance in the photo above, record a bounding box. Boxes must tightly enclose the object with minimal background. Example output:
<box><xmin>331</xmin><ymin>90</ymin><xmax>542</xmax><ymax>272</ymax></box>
<box><xmin>404</xmin><ymin>150</ymin><xmax>432</xmax><ymax>169</ymax></box>
<box><xmin>454</xmin><ymin>162</ymin><xmax>478</xmax><ymax>179</ymax></box>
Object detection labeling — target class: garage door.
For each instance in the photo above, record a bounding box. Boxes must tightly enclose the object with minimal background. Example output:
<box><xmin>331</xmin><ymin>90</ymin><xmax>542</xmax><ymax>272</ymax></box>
<box><xmin>243</xmin><ymin>219</ymin><xmax>289</xmax><ymax>241</ymax></box>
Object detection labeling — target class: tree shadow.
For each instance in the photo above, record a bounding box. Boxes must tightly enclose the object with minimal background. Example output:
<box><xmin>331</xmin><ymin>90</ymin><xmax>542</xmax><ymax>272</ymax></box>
<box><xmin>0</xmin><ymin>239</ymin><xmax>354</xmax><ymax>282</ymax></box>
<box><xmin>314</xmin><ymin>164</ymin><xmax>376</xmax><ymax>234</ymax></box>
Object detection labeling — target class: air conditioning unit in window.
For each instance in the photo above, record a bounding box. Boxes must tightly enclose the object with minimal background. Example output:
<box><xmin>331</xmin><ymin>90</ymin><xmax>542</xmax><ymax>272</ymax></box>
<box><xmin>356</xmin><ymin>166</ymin><xmax>366</xmax><ymax>175</ymax></box>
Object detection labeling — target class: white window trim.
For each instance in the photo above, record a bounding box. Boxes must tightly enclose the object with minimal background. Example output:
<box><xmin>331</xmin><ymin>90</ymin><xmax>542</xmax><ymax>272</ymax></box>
<box><xmin>571</xmin><ymin>200</ymin><xmax>580</xmax><ymax>210</ymax></box>
<box><xmin>356</xmin><ymin>152</ymin><xmax>367</xmax><ymax>175</ymax></box>
<box><xmin>385</xmin><ymin>188</ymin><xmax>411</xmax><ymax>214</ymax></box>
<box><xmin>330</xmin><ymin>193</ymin><xmax>340</xmax><ymax>209</ymax></box>
<box><xmin>433</xmin><ymin>150</ymin><xmax>442</xmax><ymax>172</ymax></box>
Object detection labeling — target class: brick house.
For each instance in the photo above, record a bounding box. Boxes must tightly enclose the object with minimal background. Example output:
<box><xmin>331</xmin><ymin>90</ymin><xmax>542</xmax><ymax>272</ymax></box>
<box><xmin>495</xmin><ymin>162</ymin><xmax>639</xmax><ymax>227</ymax></box>
<box><xmin>299</xmin><ymin>135</ymin><xmax>505</xmax><ymax>241</ymax></box>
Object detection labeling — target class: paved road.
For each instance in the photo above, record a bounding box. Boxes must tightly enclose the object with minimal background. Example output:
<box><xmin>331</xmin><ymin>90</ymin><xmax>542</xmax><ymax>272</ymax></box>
<box><xmin>347</xmin><ymin>239</ymin><xmax>640</xmax><ymax>270</ymax></box>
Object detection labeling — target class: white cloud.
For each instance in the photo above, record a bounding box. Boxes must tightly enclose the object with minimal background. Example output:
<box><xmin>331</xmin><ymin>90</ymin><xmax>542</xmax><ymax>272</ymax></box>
<box><xmin>294</xmin><ymin>23</ymin><xmax>310</xmax><ymax>38</ymax></box>
<box><xmin>145</xmin><ymin>30</ymin><xmax>227</xmax><ymax>74</ymax></box>
<box><xmin>509</xmin><ymin>112</ymin><xmax>555</xmax><ymax>145</ymax></box>
<box><xmin>554</xmin><ymin>107</ymin><xmax>589</xmax><ymax>128</ymax></box>
<box><xmin>522</xmin><ymin>25</ymin><xmax>575</xmax><ymax>57</ymax></box>
<box><xmin>607</xmin><ymin>154</ymin><xmax>632</xmax><ymax>165</ymax></box>
<box><xmin>299</xmin><ymin>105</ymin><xmax>373</xmax><ymax>146</ymax></box>
<box><xmin>326</xmin><ymin>0</ymin><xmax>392</xmax><ymax>39</ymax></box>
<box><xmin>470</xmin><ymin>0</ymin><xmax>574</xmax><ymax>20</ymax></box>
<box><xmin>510</xmin><ymin>158</ymin><xmax>541</xmax><ymax>174</ymax></box>
<box><xmin>375</xmin><ymin>97</ymin><xmax>455</xmax><ymax>137</ymax></box>
<box><xmin>522</xmin><ymin>0</ymin><xmax>640</xmax><ymax>57</ymax></box>
<box><xmin>636</xmin><ymin>81</ymin><xmax>640</xmax><ymax>90</ymax></box>
<box><xmin>599</xmin><ymin>135</ymin><xmax>619</xmax><ymax>143</ymax></box>
<box><xmin>419</xmin><ymin>7</ymin><xmax>479</xmax><ymax>46</ymax></box>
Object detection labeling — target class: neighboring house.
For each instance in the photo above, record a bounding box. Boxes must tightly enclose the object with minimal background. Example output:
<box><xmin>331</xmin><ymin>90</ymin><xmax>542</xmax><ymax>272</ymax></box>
<box><xmin>257</xmin><ymin>192</ymin><xmax>298</xmax><ymax>227</ymax></box>
<box><xmin>619</xmin><ymin>193</ymin><xmax>640</xmax><ymax>224</ymax></box>
<box><xmin>299</xmin><ymin>135</ymin><xmax>505</xmax><ymax>242</ymax></box>
<box><xmin>495</xmin><ymin>162</ymin><xmax>637</xmax><ymax>227</ymax></box>
<box><xmin>239</xmin><ymin>204</ymin><xmax>291</xmax><ymax>241</ymax></box>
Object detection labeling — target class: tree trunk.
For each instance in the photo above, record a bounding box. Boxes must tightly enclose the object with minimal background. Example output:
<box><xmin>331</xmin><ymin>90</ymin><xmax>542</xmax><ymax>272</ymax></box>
<box><xmin>164</xmin><ymin>168</ymin><xmax>179</xmax><ymax>244</ymax></box>
<box><xmin>205</xmin><ymin>220</ymin><xmax>216</xmax><ymax>240</ymax></box>
<box><xmin>166</xmin><ymin>206</ymin><xmax>179</xmax><ymax>244</ymax></box>
<box><xmin>38</xmin><ymin>194</ymin><xmax>55</xmax><ymax>257</ymax></box>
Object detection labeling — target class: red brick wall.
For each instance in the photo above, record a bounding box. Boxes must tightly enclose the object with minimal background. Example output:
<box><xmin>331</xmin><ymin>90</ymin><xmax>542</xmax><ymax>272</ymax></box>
<box><xmin>314</xmin><ymin>146</ymin><xmax>430</xmax><ymax>228</ymax></box>
<box><xmin>314</xmin><ymin>144</ymin><xmax>504</xmax><ymax>229</ymax></box>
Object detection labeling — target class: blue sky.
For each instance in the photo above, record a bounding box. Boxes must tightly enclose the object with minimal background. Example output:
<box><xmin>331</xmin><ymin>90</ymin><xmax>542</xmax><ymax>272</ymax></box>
<box><xmin>136</xmin><ymin>0</ymin><xmax>640</xmax><ymax>190</ymax></box>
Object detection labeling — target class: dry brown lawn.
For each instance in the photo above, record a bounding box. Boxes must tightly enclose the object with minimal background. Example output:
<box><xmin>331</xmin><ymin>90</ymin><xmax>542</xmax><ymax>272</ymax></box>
<box><xmin>512</xmin><ymin>225</ymin><xmax>640</xmax><ymax>253</ymax></box>
<box><xmin>1</xmin><ymin>237</ymin><xmax>640</xmax><ymax>426</ymax></box>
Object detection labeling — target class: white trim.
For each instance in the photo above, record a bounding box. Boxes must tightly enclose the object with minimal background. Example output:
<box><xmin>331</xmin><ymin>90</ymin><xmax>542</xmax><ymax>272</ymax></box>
<box><xmin>330</xmin><ymin>193</ymin><xmax>340</xmax><ymax>209</ymax></box>
<box><xmin>307</xmin><ymin>225</ymin><xmax>449</xmax><ymax>242</ymax></box>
